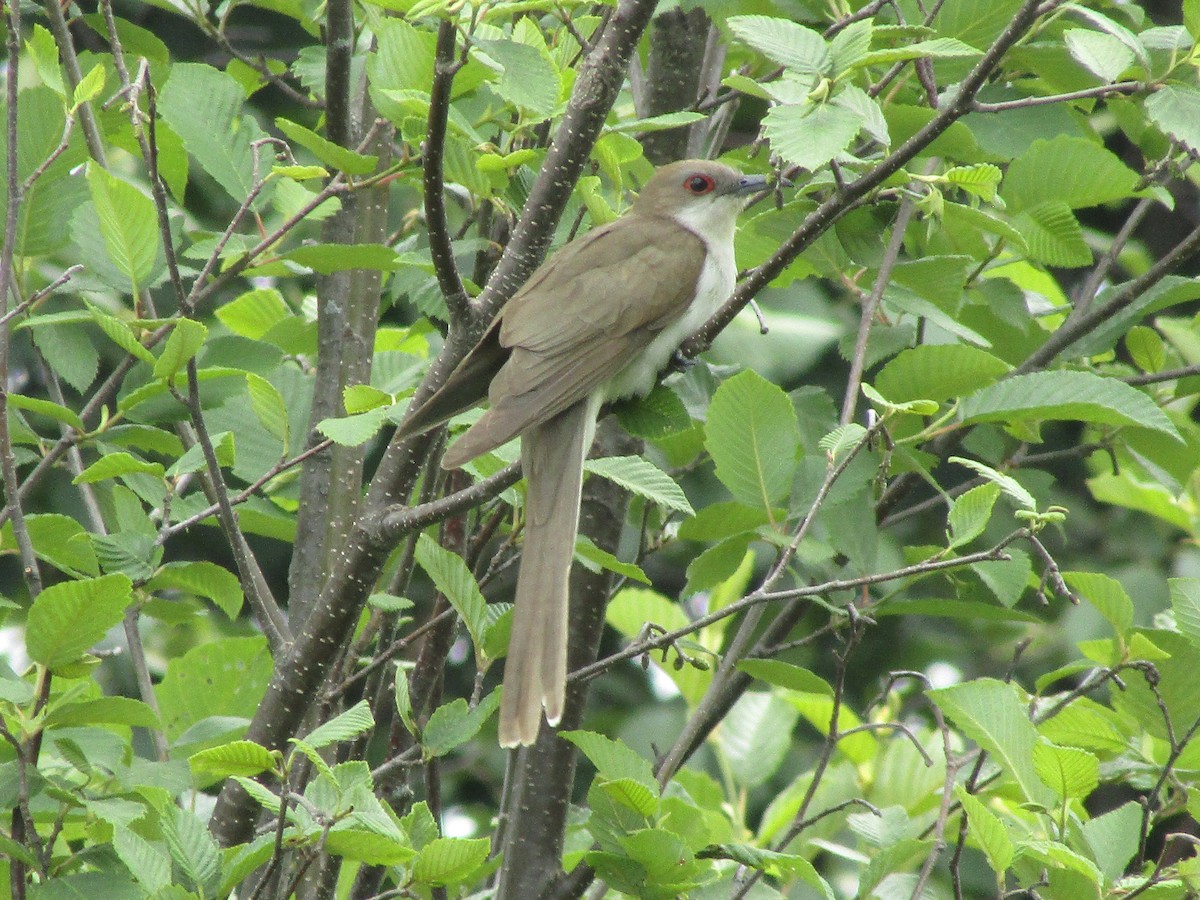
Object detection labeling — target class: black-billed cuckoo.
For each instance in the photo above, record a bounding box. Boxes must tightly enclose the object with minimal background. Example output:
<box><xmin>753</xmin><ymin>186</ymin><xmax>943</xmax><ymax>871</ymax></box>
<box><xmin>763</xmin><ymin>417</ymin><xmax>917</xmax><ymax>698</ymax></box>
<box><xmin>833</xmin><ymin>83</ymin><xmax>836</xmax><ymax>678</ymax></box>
<box><xmin>398</xmin><ymin>160</ymin><xmax>766</xmax><ymax>746</ymax></box>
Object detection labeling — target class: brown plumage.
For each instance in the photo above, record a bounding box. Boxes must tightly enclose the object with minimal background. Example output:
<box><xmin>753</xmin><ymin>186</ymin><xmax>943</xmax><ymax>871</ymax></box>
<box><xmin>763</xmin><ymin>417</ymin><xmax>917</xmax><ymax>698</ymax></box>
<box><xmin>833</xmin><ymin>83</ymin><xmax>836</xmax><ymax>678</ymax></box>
<box><xmin>396</xmin><ymin>160</ymin><xmax>765</xmax><ymax>745</ymax></box>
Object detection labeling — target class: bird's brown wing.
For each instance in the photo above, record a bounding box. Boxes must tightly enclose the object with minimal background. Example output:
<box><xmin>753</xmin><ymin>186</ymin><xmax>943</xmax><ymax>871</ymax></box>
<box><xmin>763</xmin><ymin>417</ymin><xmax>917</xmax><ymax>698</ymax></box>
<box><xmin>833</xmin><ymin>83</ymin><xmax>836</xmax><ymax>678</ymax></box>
<box><xmin>441</xmin><ymin>216</ymin><xmax>706</xmax><ymax>468</ymax></box>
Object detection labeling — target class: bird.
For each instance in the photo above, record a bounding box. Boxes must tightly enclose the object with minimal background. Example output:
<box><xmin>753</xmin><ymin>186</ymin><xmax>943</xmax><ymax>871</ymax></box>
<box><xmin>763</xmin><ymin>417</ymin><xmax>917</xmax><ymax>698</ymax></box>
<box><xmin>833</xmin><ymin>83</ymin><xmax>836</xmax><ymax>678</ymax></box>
<box><xmin>397</xmin><ymin>159</ymin><xmax>768</xmax><ymax>746</ymax></box>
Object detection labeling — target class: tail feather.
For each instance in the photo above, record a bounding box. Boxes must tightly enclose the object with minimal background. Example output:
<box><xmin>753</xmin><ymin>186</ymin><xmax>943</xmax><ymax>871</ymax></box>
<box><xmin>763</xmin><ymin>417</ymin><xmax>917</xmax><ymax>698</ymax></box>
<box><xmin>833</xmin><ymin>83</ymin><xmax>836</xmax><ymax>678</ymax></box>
<box><xmin>497</xmin><ymin>397</ymin><xmax>597</xmax><ymax>747</ymax></box>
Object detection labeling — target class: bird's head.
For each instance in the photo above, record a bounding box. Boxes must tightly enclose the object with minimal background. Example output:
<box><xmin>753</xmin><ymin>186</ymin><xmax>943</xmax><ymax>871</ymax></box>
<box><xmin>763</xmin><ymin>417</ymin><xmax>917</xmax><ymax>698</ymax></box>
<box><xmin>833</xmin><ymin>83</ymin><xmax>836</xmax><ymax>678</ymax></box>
<box><xmin>631</xmin><ymin>159</ymin><xmax>768</xmax><ymax>240</ymax></box>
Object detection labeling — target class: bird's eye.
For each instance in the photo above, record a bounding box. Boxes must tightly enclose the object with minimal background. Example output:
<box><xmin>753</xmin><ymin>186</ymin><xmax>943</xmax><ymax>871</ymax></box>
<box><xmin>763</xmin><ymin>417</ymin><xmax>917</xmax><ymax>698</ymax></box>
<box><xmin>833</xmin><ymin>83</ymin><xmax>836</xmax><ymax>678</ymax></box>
<box><xmin>684</xmin><ymin>174</ymin><xmax>716</xmax><ymax>194</ymax></box>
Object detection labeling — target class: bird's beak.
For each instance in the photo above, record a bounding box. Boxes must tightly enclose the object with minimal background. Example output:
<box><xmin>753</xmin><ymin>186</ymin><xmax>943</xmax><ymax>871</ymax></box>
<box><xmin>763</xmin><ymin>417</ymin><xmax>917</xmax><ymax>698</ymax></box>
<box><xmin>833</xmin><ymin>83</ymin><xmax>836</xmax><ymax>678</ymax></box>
<box><xmin>731</xmin><ymin>174</ymin><xmax>769</xmax><ymax>195</ymax></box>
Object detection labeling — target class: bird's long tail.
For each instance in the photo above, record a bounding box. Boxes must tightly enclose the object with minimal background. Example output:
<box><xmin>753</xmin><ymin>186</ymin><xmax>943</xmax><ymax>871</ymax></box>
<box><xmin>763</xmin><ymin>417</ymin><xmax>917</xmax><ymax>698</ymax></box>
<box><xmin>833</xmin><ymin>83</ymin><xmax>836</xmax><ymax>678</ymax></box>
<box><xmin>498</xmin><ymin>398</ymin><xmax>596</xmax><ymax>747</ymax></box>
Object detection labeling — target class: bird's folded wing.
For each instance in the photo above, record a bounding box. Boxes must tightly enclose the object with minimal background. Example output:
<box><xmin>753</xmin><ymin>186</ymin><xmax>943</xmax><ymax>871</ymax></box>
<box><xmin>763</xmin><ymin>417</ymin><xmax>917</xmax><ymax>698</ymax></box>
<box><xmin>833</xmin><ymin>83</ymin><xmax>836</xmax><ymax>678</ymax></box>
<box><xmin>440</xmin><ymin>219</ymin><xmax>705</xmax><ymax>465</ymax></box>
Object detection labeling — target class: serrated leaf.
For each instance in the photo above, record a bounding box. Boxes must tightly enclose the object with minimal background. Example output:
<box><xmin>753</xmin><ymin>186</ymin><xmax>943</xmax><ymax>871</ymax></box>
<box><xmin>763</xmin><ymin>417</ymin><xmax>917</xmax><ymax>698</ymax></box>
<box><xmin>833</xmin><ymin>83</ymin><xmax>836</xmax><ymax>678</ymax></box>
<box><xmin>1015</xmin><ymin>202</ymin><xmax>1092</xmax><ymax>268</ymax></box>
<box><xmin>1003</xmin><ymin>136</ymin><xmax>1140</xmax><ymax>213</ymax></box>
<box><xmin>1063</xmin><ymin>571</ymin><xmax>1133</xmax><ymax>637</ymax></box>
<box><xmin>87</xmin><ymin>304</ymin><xmax>157</xmax><ymax>364</ymax></box>
<box><xmin>475</xmin><ymin>39</ymin><xmax>559</xmax><ymax>119</ymax></box>
<box><xmin>1065</xmin><ymin>28</ymin><xmax>1135</xmax><ymax>82</ymax></box>
<box><xmin>762</xmin><ymin>102</ymin><xmax>861</xmax><ymax>172</ymax></box>
<box><xmin>955</xmin><ymin>786</ymin><xmax>1014</xmax><ymax>873</ymax></box>
<box><xmin>216</xmin><ymin>287</ymin><xmax>292</xmax><ymax>339</ymax></box>
<box><xmin>422</xmin><ymin>689</ymin><xmax>500</xmax><ymax>758</ymax></box>
<box><xmin>317</xmin><ymin>405</ymin><xmax>390</xmax><ymax>446</ymax></box>
<box><xmin>1032</xmin><ymin>741</ymin><xmax>1098</xmax><ymax>800</ymax></box>
<box><xmin>1169</xmin><ymin>577</ymin><xmax>1200</xmax><ymax>647</ymax></box>
<box><xmin>45</xmin><ymin>696</ymin><xmax>161</xmax><ymax>728</ymax></box>
<box><xmin>73</xmin><ymin>451</ymin><xmax>165</xmax><ymax>484</ymax></box>
<box><xmin>72</xmin><ymin>62</ymin><xmax>106</xmax><ymax>108</ymax></box>
<box><xmin>2</xmin><ymin>513</ymin><xmax>98</xmax><ymax>576</ymax></box>
<box><xmin>113</xmin><ymin>826</ymin><xmax>171</xmax><ymax>894</ymax></box>
<box><xmin>414</xmin><ymin>534</ymin><xmax>489</xmax><ymax>655</ymax></box>
<box><xmin>858</xmin><ymin>36</ymin><xmax>982</xmax><ymax>66</ymax></box>
<box><xmin>727</xmin><ymin>16</ymin><xmax>830</xmax><ymax>75</ymax></box>
<box><xmin>930</xmin><ymin>678</ymin><xmax>1053</xmax><ymax>806</ymax></box>
<box><xmin>705</xmin><ymin>370</ymin><xmax>799</xmax><ymax>511</ymax></box>
<box><xmin>574</xmin><ymin>536</ymin><xmax>649</xmax><ymax>584</ymax></box>
<box><xmin>299</xmin><ymin>699</ymin><xmax>374</xmax><ymax>749</ymax></box>
<box><xmin>188</xmin><ymin>740</ymin><xmax>278</xmax><ymax>777</ymax></box>
<box><xmin>737</xmin><ymin>659</ymin><xmax>833</xmax><ymax>696</ymax></box>
<box><xmin>166</xmin><ymin>431</ymin><xmax>235</xmax><ymax>478</ymax></box>
<box><xmin>154</xmin><ymin>319</ymin><xmax>208</xmax><ymax>381</ymax></box>
<box><xmin>7</xmin><ymin>394</ymin><xmax>84</xmax><ymax>430</ymax></box>
<box><xmin>584</xmin><ymin>456</ymin><xmax>692</xmax><ymax>515</ymax></box>
<box><xmin>948</xmin><ymin>483</ymin><xmax>1001</xmax><ymax>549</ymax></box>
<box><xmin>149</xmin><ymin>561</ymin><xmax>244</xmax><ymax>619</ymax></box>
<box><xmin>283</xmin><ymin>243</ymin><xmax>400</xmax><ymax>273</ymax></box>
<box><xmin>26</xmin><ymin>574</ymin><xmax>132</xmax><ymax>672</ymax></box>
<box><xmin>560</xmin><ymin>730</ymin><xmax>658</xmax><ymax>792</ymax></box>
<box><xmin>949</xmin><ymin>457</ymin><xmax>1036</xmax><ymax>511</ymax></box>
<box><xmin>343</xmin><ymin>383</ymin><xmax>393</xmax><ymax>414</ymax></box>
<box><xmin>1146</xmin><ymin>84</ymin><xmax>1200</xmax><ymax>154</ymax></box>
<box><xmin>246</xmin><ymin>374</ymin><xmax>289</xmax><ymax>448</ymax></box>
<box><xmin>614</xmin><ymin>384</ymin><xmax>692</xmax><ymax>441</ymax></box>
<box><xmin>162</xmin><ymin>807</ymin><xmax>221</xmax><ymax>896</ymax></box>
<box><xmin>1080</xmin><ymin>801</ymin><xmax>1141</xmax><ymax>883</ymax></box>
<box><xmin>960</xmin><ymin>371</ymin><xmax>1180</xmax><ymax>440</ymax></box>
<box><xmin>677</xmin><ymin>502</ymin><xmax>774</xmax><ymax>542</ymax></box>
<box><xmin>817</xmin><ymin>423</ymin><xmax>867</xmax><ymax>460</ymax></box>
<box><xmin>276</xmin><ymin>117</ymin><xmax>379</xmax><ymax>175</ymax></box>
<box><xmin>85</xmin><ymin>164</ymin><xmax>160</xmax><ymax>294</ymax></box>
<box><xmin>945</xmin><ymin>163</ymin><xmax>1002</xmax><ymax>202</ymax></box>
<box><xmin>412</xmin><ymin>837</ymin><xmax>490</xmax><ymax>886</ymax></box>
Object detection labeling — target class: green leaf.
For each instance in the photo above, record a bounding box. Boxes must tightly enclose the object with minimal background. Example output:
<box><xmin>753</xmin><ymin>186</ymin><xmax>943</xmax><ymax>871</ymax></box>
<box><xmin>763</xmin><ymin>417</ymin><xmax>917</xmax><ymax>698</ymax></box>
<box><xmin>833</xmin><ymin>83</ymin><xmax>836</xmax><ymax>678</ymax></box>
<box><xmin>72</xmin><ymin>62</ymin><xmax>106</xmax><ymax>109</ymax></box>
<box><xmin>560</xmin><ymin>731</ymin><xmax>658</xmax><ymax>792</ymax></box>
<box><xmin>1015</xmin><ymin>202</ymin><xmax>1092</xmax><ymax>268</ymax></box>
<box><xmin>1003</xmin><ymin>136</ymin><xmax>1140</xmax><ymax>213</ymax></box>
<box><xmin>930</xmin><ymin>679</ymin><xmax>1054</xmax><ymax>807</ymax></box>
<box><xmin>858</xmin><ymin>36</ymin><xmax>982</xmax><ymax>65</ymax></box>
<box><xmin>28</xmin><ymin>25</ymin><xmax>66</xmax><ymax>97</ymax></box>
<box><xmin>216</xmin><ymin>287</ymin><xmax>292</xmax><ymax>339</ymax></box>
<box><xmin>762</xmin><ymin>102</ymin><xmax>861</xmax><ymax>172</ymax></box>
<box><xmin>960</xmin><ymin>371</ymin><xmax>1180</xmax><ymax>440</ymax></box>
<box><xmin>955</xmin><ymin>786</ymin><xmax>1014</xmax><ymax>873</ymax></box>
<box><xmin>614</xmin><ymin>384</ymin><xmax>692</xmax><ymax>441</ymax></box>
<box><xmin>1080</xmin><ymin>801</ymin><xmax>1141</xmax><ymax>883</ymax></box>
<box><xmin>2</xmin><ymin>513</ymin><xmax>99</xmax><ymax>576</ymax></box>
<box><xmin>45</xmin><ymin>696</ymin><xmax>160</xmax><ymax>728</ymax></box>
<box><xmin>154</xmin><ymin>319</ymin><xmax>208</xmax><ymax>381</ymax></box>
<box><xmin>720</xmin><ymin>692</ymin><xmax>799</xmax><ymax>787</ymax></box>
<box><xmin>157</xmin><ymin>636</ymin><xmax>271</xmax><ymax>742</ymax></box>
<box><xmin>727</xmin><ymin>16</ymin><xmax>830</xmax><ymax>75</ymax></box>
<box><xmin>422</xmin><ymin>689</ymin><xmax>501</xmax><ymax>758</ymax></box>
<box><xmin>677</xmin><ymin>502</ymin><xmax>774</xmax><ymax>542</ymax></box>
<box><xmin>949</xmin><ymin>457</ymin><xmax>1036</xmax><ymax>511</ymax></box>
<box><xmin>188</xmin><ymin>740</ymin><xmax>278</xmax><ymax>778</ymax></box>
<box><xmin>944</xmin><ymin>163</ymin><xmax>1003</xmax><ymax>202</ymax></box>
<box><xmin>411</xmin><ymin>837</ymin><xmax>490</xmax><ymax>887</ymax></box>
<box><xmin>1169</xmin><ymin>577</ymin><xmax>1200</xmax><ymax>647</ymax></box>
<box><xmin>85</xmin><ymin>164</ymin><xmax>161</xmax><ymax>295</ymax></box>
<box><xmin>299</xmin><ymin>699</ymin><xmax>374</xmax><ymax>749</ymax></box>
<box><xmin>608</xmin><ymin>111</ymin><xmax>707</xmax><ymax>133</ymax></box>
<box><xmin>275</xmin><ymin>117</ymin><xmax>379</xmax><ymax>175</ymax></box>
<box><xmin>283</xmin><ymin>243</ymin><xmax>400</xmax><ymax>273</ymax></box>
<box><xmin>584</xmin><ymin>456</ymin><xmax>693</xmax><ymax>515</ymax></box>
<box><xmin>343</xmin><ymin>384</ymin><xmax>393</xmax><ymax>414</ymax></box>
<box><xmin>158</xmin><ymin>63</ymin><xmax>272</xmax><ymax>205</ymax></box>
<box><xmin>166</xmin><ymin>431</ymin><xmax>235</xmax><ymax>478</ymax></box>
<box><xmin>149</xmin><ymin>561</ymin><xmax>244</xmax><ymax>619</ymax></box>
<box><xmin>574</xmin><ymin>536</ymin><xmax>650</xmax><ymax>585</ymax></box>
<box><xmin>817</xmin><ymin>423</ymin><xmax>868</xmax><ymax>460</ymax></box>
<box><xmin>1065</xmin><ymin>28</ymin><xmax>1135</xmax><ymax>82</ymax></box>
<box><xmin>705</xmin><ymin>369</ymin><xmax>799</xmax><ymax>510</ymax></box>
<box><xmin>113</xmin><ymin>826</ymin><xmax>171</xmax><ymax>895</ymax></box>
<box><xmin>475</xmin><ymin>39</ymin><xmax>559</xmax><ymax>119</ymax></box>
<box><xmin>26</xmin><ymin>574</ymin><xmax>132</xmax><ymax>672</ymax></box>
<box><xmin>873</xmin><ymin>340</ymin><xmax>1012</xmax><ymax>405</ymax></box>
<box><xmin>73</xmin><ymin>451</ymin><xmax>165</xmax><ymax>484</ymax></box>
<box><xmin>87</xmin><ymin>304</ymin><xmax>157</xmax><ymax>364</ymax></box>
<box><xmin>414</xmin><ymin>534</ymin><xmax>489</xmax><ymax>656</ymax></box>
<box><xmin>1032</xmin><ymin>741</ymin><xmax>1099</xmax><ymax>800</ymax></box>
<box><xmin>317</xmin><ymin>405</ymin><xmax>391</xmax><ymax>446</ymax></box>
<box><xmin>162</xmin><ymin>807</ymin><xmax>222</xmax><ymax>897</ymax></box>
<box><xmin>246</xmin><ymin>374</ymin><xmax>290</xmax><ymax>449</ymax></box>
<box><xmin>7</xmin><ymin>394</ymin><xmax>84</xmax><ymax>431</ymax></box>
<box><xmin>1063</xmin><ymin>571</ymin><xmax>1133</xmax><ymax>637</ymax></box>
<box><xmin>947</xmin><ymin>483</ymin><xmax>1001</xmax><ymax>549</ymax></box>
<box><xmin>737</xmin><ymin>659</ymin><xmax>833</xmax><ymax>696</ymax></box>
<box><xmin>1146</xmin><ymin>84</ymin><xmax>1200</xmax><ymax>154</ymax></box>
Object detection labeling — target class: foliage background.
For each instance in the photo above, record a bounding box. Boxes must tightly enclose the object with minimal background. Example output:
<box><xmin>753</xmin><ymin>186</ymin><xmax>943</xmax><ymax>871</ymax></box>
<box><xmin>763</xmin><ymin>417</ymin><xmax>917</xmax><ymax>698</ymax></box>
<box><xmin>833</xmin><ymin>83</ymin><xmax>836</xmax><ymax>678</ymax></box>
<box><xmin>3</xmin><ymin>0</ymin><xmax>1200</xmax><ymax>897</ymax></box>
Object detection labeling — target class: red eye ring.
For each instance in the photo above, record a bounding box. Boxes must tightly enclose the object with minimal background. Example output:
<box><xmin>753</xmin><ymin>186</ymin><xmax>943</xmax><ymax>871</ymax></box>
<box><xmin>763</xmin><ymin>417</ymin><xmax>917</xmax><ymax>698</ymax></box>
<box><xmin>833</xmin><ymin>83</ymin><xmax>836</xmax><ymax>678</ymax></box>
<box><xmin>684</xmin><ymin>174</ymin><xmax>716</xmax><ymax>194</ymax></box>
